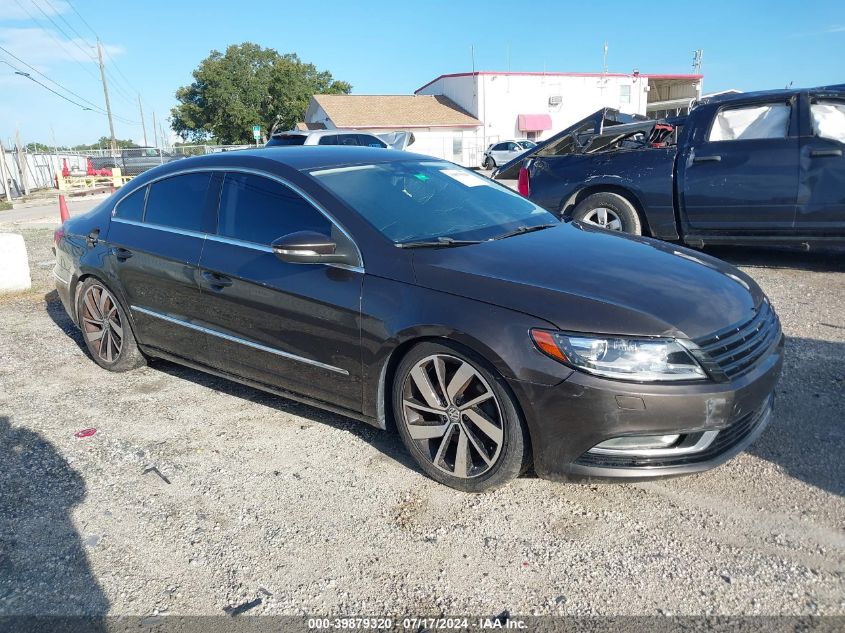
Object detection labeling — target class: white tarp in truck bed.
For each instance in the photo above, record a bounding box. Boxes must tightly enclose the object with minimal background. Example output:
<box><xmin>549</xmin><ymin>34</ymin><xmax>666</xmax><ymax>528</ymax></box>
<box><xmin>708</xmin><ymin>104</ymin><xmax>790</xmax><ymax>141</ymax></box>
<box><xmin>811</xmin><ymin>102</ymin><xmax>845</xmax><ymax>143</ymax></box>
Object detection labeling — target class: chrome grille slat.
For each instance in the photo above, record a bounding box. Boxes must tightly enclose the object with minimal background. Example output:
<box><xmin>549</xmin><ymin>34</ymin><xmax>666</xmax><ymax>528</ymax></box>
<box><xmin>694</xmin><ymin>302</ymin><xmax>781</xmax><ymax>379</ymax></box>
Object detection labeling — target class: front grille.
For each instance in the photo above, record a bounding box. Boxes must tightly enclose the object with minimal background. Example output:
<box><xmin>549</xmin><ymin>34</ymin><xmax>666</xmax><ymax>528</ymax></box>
<box><xmin>575</xmin><ymin>398</ymin><xmax>772</xmax><ymax>469</ymax></box>
<box><xmin>694</xmin><ymin>301</ymin><xmax>781</xmax><ymax>379</ymax></box>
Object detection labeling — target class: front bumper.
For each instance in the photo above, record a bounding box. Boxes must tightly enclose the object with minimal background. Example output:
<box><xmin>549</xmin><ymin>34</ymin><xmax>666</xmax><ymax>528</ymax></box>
<box><xmin>509</xmin><ymin>335</ymin><xmax>783</xmax><ymax>481</ymax></box>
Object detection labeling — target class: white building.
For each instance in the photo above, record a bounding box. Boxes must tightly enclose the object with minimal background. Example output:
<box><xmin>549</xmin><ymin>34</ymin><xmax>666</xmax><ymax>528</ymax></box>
<box><xmin>415</xmin><ymin>70</ymin><xmax>703</xmax><ymax>151</ymax></box>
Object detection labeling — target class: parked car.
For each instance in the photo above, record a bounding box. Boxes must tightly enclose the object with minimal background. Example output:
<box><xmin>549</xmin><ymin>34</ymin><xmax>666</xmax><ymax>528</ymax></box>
<box><xmin>53</xmin><ymin>147</ymin><xmax>783</xmax><ymax>491</ymax></box>
<box><xmin>482</xmin><ymin>139</ymin><xmax>537</xmax><ymax>169</ymax></box>
<box><xmin>91</xmin><ymin>147</ymin><xmax>184</xmax><ymax>176</ymax></box>
<box><xmin>266</xmin><ymin>129</ymin><xmax>388</xmax><ymax>148</ymax></box>
<box><xmin>495</xmin><ymin>85</ymin><xmax>845</xmax><ymax>249</ymax></box>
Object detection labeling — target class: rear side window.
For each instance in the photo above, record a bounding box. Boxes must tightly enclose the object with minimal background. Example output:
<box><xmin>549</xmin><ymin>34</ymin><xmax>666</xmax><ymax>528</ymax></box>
<box><xmin>114</xmin><ymin>185</ymin><xmax>146</xmax><ymax>221</ymax></box>
<box><xmin>145</xmin><ymin>172</ymin><xmax>212</xmax><ymax>231</ymax></box>
<box><xmin>358</xmin><ymin>134</ymin><xmax>386</xmax><ymax>148</ymax></box>
<box><xmin>217</xmin><ymin>172</ymin><xmax>332</xmax><ymax>245</ymax></box>
<box><xmin>708</xmin><ymin>103</ymin><xmax>791</xmax><ymax>141</ymax></box>
<box><xmin>317</xmin><ymin>134</ymin><xmax>338</xmax><ymax>145</ymax></box>
<box><xmin>493</xmin><ymin>143</ymin><xmax>507</xmax><ymax>151</ymax></box>
<box><xmin>337</xmin><ymin>135</ymin><xmax>359</xmax><ymax>146</ymax></box>
<box><xmin>810</xmin><ymin>101</ymin><xmax>845</xmax><ymax>143</ymax></box>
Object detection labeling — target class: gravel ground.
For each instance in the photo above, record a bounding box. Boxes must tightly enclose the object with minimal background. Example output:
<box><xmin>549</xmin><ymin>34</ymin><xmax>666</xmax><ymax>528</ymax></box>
<box><xmin>0</xmin><ymin>228</ymin><xmax>843</xmax><ymax>620</ymax></box>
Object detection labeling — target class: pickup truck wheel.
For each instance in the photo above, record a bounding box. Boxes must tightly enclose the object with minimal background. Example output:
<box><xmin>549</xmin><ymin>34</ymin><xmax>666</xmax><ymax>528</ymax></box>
<box><xmin>572</xmin><ymin>192</ymin><xmax>642</xmax><ymax>235</ymax></box>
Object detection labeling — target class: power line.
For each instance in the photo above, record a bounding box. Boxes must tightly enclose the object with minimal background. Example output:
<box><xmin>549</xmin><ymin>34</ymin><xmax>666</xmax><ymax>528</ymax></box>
<box><xmin>29</xmin><ymin>0</ymin><xmax>97</xmax><ymax>62</ymax></box>
<box><xmin>0</xmin><ymin>44</ymin><xmax>106</xmax><ymax>114</ymax></box>
<box><xmin>64</xmin><ymin>0</ymin><xmax>98</xmax><ymax>40</ymax></box>
<box><xmin>42</xmin><ymin>0</ymin><xmax>92</xmax><ymax>49</ymax></box>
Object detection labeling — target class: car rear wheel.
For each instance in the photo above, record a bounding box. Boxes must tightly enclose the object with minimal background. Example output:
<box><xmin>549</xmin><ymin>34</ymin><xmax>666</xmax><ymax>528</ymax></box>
<box><xmin>571</xmin><ymin>192</ymin><xmax>642</xmax><ymax>235</ymax></box>
<box><xmin>483</xmin><ymin>157</ymin><xmax>496</xmax><ymax>170</ymax></box>
<box><xmin>76</xmin><ymin>278</ymin><xmax>145</xmax><ymax>372</ymax></box>
<box><xmin>392</xmin><ymin>341</ymin><xmax>530</xmax><ymax>492</ymax></box>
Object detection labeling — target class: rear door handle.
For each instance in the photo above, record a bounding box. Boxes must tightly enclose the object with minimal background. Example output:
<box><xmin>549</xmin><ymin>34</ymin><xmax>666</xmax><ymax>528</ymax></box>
<box><xmin>693</xmin><ymin>155</ymin><xmax>722</xmax><ymax>163</ymax></box>
<box><xmin>810</xmin><ymin>148</ymin><xmax>842</xmax><ymax>157</ymax></box>
<box><xmin>201</xmin><ymin>270</ymin><xmax>233</xmax><ymax>289</ymax></box>
<box><xmin>113</xmin><ymin>247</ymin><xmax>133</xmax><ymax>261</ymax></box>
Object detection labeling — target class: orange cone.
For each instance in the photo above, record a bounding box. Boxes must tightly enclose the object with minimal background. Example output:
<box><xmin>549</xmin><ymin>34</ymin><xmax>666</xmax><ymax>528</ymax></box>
<box><xmin>59</xmin><ymin>194</ymin><xmax>70</xmax><ymax>223</ymax></box>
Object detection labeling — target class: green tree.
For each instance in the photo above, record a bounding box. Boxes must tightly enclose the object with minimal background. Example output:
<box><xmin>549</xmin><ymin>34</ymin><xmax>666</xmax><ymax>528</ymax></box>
<box><xmin>170</xmin><ymin>43</ymin><xmax>351</xmax><ymax>144</ymax></box>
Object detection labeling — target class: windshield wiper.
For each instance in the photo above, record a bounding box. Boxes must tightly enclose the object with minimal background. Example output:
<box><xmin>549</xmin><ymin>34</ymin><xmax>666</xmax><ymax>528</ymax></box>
<box><xmin>396</xmin><ymin>237</ymin><xmax>483</xmax><ymax>249</ymax></box>
<box><xmin>492</xmin><ymin>223</ymin><xmax>557</xmax><ymax>240</ymax></box>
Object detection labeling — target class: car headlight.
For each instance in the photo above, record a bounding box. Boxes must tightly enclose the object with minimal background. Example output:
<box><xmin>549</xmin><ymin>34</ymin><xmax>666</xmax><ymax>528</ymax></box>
<box><xmin>530</xmin><ymin>329</ymin><xmax>707</xmax><ymax>382</ymax></box>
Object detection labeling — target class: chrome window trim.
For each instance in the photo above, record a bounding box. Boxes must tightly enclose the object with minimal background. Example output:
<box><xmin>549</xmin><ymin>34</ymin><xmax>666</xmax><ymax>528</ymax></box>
<box><xmin>131</xmin><ymin>305</ymin><xmax>350</xmax><ymax>376</ymax></box>
<box><xmin>112</xmin><ymin>217</ymin><xmax>207</xmax><ymax>240</ymax></box>
<box><xmin>109</xmin><ymin>166</ymin><xmax>364</xmax><ymax>272</ymax></box>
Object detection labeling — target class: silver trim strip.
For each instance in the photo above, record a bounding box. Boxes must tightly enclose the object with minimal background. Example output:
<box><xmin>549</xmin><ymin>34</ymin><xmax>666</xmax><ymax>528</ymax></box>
<box><xmin>130</xmin><ymin>305</ymin><xmax>350</xmax><ymax>376</ymax></box>
<box><xmin>588</xmin><ymin>430</ymin><xmax>718</xmax><ymax>457</ymax></box>
<box><xmin>112</xmin><ymin>217</ymin><xmax>208</xmax><ymax>239</ymax></box>
<box><xmin>109</xmin><ymin>166</ymin><xmax>364</xmax><ymax>271</ymax></box>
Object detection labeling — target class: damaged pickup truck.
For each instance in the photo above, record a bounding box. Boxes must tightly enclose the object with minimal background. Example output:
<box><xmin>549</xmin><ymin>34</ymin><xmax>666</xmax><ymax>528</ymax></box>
<box><xmin>494</xmin><ymin>86</ymin><xmax>845</xmax><ymax>249</ymax></box>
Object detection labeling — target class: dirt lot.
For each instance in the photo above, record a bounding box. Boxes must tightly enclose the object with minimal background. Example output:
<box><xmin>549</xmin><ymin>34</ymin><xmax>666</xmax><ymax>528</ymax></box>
<box><xmin>0</xmin><ymin>226</ymin><xmax>843</xmax><ymax>620</ymax></box>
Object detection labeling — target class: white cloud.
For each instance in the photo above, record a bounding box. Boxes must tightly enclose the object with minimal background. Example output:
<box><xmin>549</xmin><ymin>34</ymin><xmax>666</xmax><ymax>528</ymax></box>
<box><xmin>0</xmin><ymin>0</ymin><xmax>71</xmax><ymax>21</ymax></box>
<box><xmin>827</xmin><ymin>25</ymin><xmax>845</xmax><ymax>33</ymax></box>
<box><xmin>0</xmin><ymin>27</ymin><xmax>123</xmax><ymax>66</ymax></box>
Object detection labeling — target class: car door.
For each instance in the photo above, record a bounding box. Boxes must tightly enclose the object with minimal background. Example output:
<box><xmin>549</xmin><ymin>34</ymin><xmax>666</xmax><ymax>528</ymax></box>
<box><xmin>197</xmin><ymin>170</ymin><xmax>364</xmax><ymax>411</ymax></box>
<box><xmin>680</xmin><ymin>99</ymin><xmax>799</xmax><ymax>232</ymax></box>
<box><xmin>107</xmin><ymin>170</ymin><xmax>220</xmax><ymax>362</ymax></box>
<box><xmin>797</xmin><ymin>93</ymin><xmax>845</xmax><ymax>232</ymax></box>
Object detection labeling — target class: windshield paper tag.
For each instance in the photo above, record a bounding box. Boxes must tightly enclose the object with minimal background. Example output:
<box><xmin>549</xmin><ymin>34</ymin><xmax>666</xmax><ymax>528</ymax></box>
<box><xmin>439</xmin><ymin>169</ymin><xmax>486</xmax><ymax>187</ymax></box>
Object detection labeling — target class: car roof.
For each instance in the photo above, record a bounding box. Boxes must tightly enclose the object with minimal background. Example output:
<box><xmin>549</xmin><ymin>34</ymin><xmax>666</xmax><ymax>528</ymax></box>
<box><xmin>271</xmin><ymin>129</ymin><xmax>378</xmax><ymax>138</ymax></box>
<box><xmin>697</xmin><ymin>84</ymin><xmax>845</xmax><ymax>106</ymax></box>
<box><xmin>132</xmin><ymin>146</ymin><xmax>435</xmax><ymax>175</ymax></box>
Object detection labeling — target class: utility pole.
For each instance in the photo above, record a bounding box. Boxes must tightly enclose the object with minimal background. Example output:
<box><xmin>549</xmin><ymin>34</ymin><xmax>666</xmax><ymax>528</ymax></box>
<box><xmin>138</xmin><ymin>94</ymin><xmax>148</xmax><ymax>146</ymax></box>
<box><xmin>153</xmin><ymin>111</ymin><xmax>159</xmax><ymax>148</ymax></box>
<box><xmin>96</xmin><ymin>39</ymin><xmax>118</xmax><ymax>154</ymax></box>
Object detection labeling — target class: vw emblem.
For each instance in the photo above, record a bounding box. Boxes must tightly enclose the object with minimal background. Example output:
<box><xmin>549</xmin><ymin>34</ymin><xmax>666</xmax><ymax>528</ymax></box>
<box><xmin>447</xmin><ymin>406</ymin><xmax>461</xmax><ymax>423</ymax></box>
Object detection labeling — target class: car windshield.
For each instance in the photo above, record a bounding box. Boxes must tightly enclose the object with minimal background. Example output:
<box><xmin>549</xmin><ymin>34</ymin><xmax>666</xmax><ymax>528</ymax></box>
<box><xmin>310</xmin><ymin>160</ymin><xmax>558</xmax><ymax>244</ymax></box>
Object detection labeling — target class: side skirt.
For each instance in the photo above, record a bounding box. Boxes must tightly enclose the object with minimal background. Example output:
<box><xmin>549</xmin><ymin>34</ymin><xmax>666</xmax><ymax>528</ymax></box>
<box><xmin>139</xmin><ymin>345</ymin><xmax>382</xmax><ymax>429</ymax></box>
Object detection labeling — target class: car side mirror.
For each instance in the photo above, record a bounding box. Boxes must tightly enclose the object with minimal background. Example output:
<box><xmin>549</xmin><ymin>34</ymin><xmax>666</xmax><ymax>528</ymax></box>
<box><xmin>271</xmin><ymin>231</ymin><xmax>353</xmax><ymax>265</ymax></box>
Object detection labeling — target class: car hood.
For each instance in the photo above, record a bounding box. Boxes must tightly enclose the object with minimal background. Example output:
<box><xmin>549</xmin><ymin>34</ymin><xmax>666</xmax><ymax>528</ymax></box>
<box><xmin>410</xmin><ymin>223</ymin><xmax>764</xmax><ymax>340</ymax></box>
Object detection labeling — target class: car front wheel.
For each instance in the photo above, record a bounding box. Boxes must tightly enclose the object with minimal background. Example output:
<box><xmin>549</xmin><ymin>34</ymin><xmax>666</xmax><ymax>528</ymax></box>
<box><xmin>392</xmin><ymin>341</ymin><xmax>530</xmax><ymax>492</ymax></box>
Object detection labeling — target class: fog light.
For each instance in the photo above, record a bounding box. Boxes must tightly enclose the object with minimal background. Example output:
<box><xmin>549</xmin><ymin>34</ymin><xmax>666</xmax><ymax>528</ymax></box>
<box><xmin>593</xmin><ymin>434</ymin><xmax>680</xmax><ymax>452</ymax></box>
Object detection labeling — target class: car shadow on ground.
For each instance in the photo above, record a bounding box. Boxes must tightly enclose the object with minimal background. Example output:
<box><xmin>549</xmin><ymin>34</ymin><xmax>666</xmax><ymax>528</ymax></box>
<box><xmin>747</xmin><ymin>336</ymin><xmax>845</xmax><ymax>498</ymax></box>
<box><xmin>0</xmin><ymin>415</ymin><xmax>110</xmax><ymax>628</ymax></box>
<box><xmin>703</xmin><ymin>245</ymin><xmax>845</xmax><ymax>273</ymax></box>
<box><xmin>42</xmin><ymin>290</ymin><xmax>422</xmax><ymax>479</ymax></box>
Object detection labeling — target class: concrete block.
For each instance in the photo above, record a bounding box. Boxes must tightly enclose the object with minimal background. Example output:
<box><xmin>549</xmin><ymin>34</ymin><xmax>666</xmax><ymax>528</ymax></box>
<box><xmin>0</xmin><ymin>233</ymin><xmax>32</xmax><ymax>293</ymax></box>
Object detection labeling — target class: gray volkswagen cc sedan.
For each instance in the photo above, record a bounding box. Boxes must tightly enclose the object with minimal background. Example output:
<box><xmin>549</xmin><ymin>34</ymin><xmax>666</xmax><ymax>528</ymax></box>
<box><xmin>53</xmin><ymin>147</ymin><xmax>783</xmax><ymax>491</ymax></box>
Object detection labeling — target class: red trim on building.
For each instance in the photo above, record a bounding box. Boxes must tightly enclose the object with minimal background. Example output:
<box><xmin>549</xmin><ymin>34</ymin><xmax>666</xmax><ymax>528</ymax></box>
<box><xmin>414</xmin><ymin>71</ymin><xmax>704</xmax><ymax>94</ymax></box>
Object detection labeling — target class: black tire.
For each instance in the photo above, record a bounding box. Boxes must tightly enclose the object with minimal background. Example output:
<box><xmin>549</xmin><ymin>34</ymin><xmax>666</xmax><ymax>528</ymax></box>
<box><xmin>392</xmin><ymin>341</ymin><xmax>531</xmax><ymax>492</ymax></box>
<box><xmin>571</xmin><ymin>192</ymin><xmax>643</xmax><ymax>235</ymax></box>
<box><xmin>76</xmin><ymin>277</ymin><xmax>146</xmax><ymax>372</ymax></box>
<box><xmin>484</xmin><ymin>157</ymin><xmax>496</xmax><ymax>170</ymax></box>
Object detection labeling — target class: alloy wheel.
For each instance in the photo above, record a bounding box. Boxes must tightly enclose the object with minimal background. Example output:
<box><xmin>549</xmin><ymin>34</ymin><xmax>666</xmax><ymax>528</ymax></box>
<box><xmin>80</xmin><ymin>284</ymin><xmax>124</xmax><ymax>363</ymax></box>
<box><xmin>583</xmin><ymin>207</ymin><xmax>623</xmax><ymax>231</ymax></box>
<box><xmin>401</xmin><ymin>354</ymin><xmax>504</xmax><ymax>478</ymax></box>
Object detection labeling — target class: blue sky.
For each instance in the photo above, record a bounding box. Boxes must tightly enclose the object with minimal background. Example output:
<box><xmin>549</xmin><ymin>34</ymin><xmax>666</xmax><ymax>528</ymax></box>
<box><xmin>1</xmin><ymin>0</ymin><xmax>843</xmax><ymax>146</ymax></box>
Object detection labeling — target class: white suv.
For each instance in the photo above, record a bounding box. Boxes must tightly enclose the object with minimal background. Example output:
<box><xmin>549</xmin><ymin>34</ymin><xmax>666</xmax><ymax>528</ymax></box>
<box><xmin>483</xmin><ymin>139</ymin><xmax>537</xmax><ymax>169</ymax></box>
<box><xmin>266</xmin><ymin>130</ymin><xmax>388</xmax><ymax>148</ymax></box>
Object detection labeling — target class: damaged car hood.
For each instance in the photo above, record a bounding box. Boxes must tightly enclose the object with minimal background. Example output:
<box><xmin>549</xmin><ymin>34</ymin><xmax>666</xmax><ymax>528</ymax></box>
<box><xmin>410</xmin><ymin>222</ymin><xmax>764</xmax><ymax>340</ymax></box>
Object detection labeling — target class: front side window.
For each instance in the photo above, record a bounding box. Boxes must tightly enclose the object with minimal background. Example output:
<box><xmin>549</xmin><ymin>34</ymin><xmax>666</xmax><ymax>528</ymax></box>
<box><xmin>217</xmin><ymin>172</ymin><xmax>332</xmax><ymax>245</ymax></box>
<box><xmin>114</xmin><ymin>185</ymin><xmax>146</xmax><ymax>221</ymax></box>
<box><xmin>358</xmin><ymin>134</ymin><xmax>386</xmax><ymax>148</ymax></box>
<box><xmin>708</xmin><ymin>103</ymin><xmax>791</xmax><ymax>142</ymax></box>
<box><xmin>310</xmin><ymin>160</ymin><xmax>557</xmax><ymax>244</ymax></box>
<box><xmin>338</xmin><ymin>135</ymin><xmax>359</xmax><ymax>146</ymax></box>
<box><xmin>144</xmin><ymin>172</ymin><xmax>212</xmax><ymax>231</ymax></box>
<box><xmin>810</xmin><ymin>101</ymin><xmax>845</xmax><ymax>143</ymax></box>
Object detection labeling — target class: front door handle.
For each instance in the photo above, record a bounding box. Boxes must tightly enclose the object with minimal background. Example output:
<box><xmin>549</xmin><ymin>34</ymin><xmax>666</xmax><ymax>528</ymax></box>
<box><xmin>113</xmin><ymin>247</ymin><xmax>132</xmax><ymax>261</ymax></box>
<box><xmin>810</xmin><ymin>148</ymin><xmax>842</xmax><ymax>157</ymax></box>
<box><xmin>201</xmin><ymin>270</ymin><xmax>233</xmax><ymax>290</ymax></box>
<box><xmin>693</xmin><ymin>155</ymin><xmax>722</xmax><ymax>163</ymax></box>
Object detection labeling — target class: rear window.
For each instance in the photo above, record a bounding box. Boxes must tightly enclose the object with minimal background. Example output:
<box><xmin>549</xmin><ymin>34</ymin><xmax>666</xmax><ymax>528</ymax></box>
<box><xmin>144</xmin><ymin>172</ymin><xmax>212</xmax><ymax>232</ymax></box>
<box><xmin>810</xmin><ymin>101</ymin><xmax>845</xmax><ymax>143</ymax></box>
<box><xmin>114</xmin><ymin>185</ymin><xmax>146</xmax><ymax>221</ymax></box>
<box><xmin>267</xmin><ymin>135</ymin><xmax>307</xmax><ymax>146</ymax></box>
